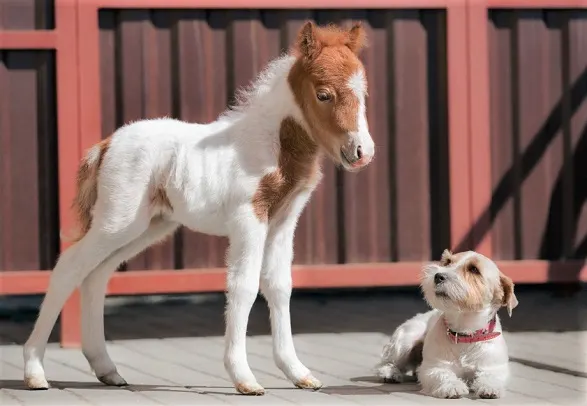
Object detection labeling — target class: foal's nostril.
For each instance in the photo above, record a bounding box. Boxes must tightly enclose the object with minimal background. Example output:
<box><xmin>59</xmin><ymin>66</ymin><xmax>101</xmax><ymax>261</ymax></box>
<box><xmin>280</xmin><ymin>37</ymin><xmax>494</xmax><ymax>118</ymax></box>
<box><xmin>434</xmin><ymin>273</ymin><xmax>446</xmax><ymax>285</ymax></box>
<box><xmin>356</xmin><ymin>145</ymin><xmax>363</xmax><ymax>160</ymax></box>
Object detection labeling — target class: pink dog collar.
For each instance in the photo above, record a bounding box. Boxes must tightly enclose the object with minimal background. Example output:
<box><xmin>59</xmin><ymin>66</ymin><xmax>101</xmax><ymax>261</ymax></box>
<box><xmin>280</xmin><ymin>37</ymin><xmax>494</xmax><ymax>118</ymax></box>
<box><xmin>443</xmin><ymin>317</ymin><xmax>501</xmax><ymax>344</ymax></box>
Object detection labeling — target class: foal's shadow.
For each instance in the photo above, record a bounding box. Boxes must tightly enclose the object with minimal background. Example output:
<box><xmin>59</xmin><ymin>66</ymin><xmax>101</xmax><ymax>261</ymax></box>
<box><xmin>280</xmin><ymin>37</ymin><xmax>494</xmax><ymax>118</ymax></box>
<box><xmin>0</xmin><ymin>379</ymin><xmax>244</xmax><ymax>396</ymax></box>
<box><xmin>0</xmin><ymin>379</ymin><xmax>196</xmax><ymax>393</ymax></box>
<box><xmin>0</xmin><ymin>379</ymin><xmax>314</xmax><ymax>396</ymax></box>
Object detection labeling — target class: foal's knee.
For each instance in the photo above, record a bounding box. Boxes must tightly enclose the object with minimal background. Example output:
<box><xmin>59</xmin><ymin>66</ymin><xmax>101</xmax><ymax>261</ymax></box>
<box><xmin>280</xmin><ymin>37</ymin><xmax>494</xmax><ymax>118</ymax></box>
<box><xmin>227</xmin><ymin>285</ymin><xmax>259</xmax><ymax>308</ymax></box>
<box><xmin>260</xmin><ymin>277</ymin><xmax>292</xmax><ymax>304</ymax></box>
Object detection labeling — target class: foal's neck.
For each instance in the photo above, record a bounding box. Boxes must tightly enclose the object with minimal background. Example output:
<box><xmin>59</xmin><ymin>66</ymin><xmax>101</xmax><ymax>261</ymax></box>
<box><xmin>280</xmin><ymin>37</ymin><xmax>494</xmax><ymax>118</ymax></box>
<box><xmin>219</xmin><ymin>55</ymin><xmax>306</xmax><ymax>135</ymax></box>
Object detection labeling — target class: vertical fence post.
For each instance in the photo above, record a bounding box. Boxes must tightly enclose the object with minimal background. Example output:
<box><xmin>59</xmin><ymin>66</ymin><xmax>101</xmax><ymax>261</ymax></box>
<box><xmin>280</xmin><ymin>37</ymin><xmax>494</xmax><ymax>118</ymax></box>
<box><xmin>55</xmin><ymin>0</ymin><xmax>83</xmax><ymax>348</ymax></box>
<box><xmin>447</xmin><ymin>1</ymin><xmax>474</xmax><ymax>251</ymax></box>
<box><xmin>60</xmin><ymin>0</ymin><xmax>103</xmax><ymax>348</ymax></box>
<box><xmin>466</xmin><ymin>0</ymin><xmax>493</xmax><ymax>257</ymax></box>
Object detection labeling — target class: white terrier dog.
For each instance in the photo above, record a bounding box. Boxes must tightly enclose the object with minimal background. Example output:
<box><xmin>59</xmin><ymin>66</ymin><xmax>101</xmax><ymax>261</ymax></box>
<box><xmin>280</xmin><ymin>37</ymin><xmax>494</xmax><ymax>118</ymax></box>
<box><xmin>375</xmin><ymin>250</ymin><xmax>518</xmax><ymax>399</ymax></box>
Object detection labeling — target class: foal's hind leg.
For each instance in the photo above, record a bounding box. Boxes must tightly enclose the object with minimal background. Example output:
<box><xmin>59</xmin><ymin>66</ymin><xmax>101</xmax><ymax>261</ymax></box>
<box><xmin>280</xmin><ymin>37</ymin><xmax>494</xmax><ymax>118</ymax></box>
<box><xmin>81</xmin><ymin>219</ymin><xmax>179</xmax><ymax>386</ymax></box>
<box><xmin>23</xmin><ymin>228</ymin><xmax>139</xmax><ymax>389</ymax></box>
<box><xmin>24</xmin><ymin>210</ymin><xmax>153</xmax><ymax>389</ymax></box>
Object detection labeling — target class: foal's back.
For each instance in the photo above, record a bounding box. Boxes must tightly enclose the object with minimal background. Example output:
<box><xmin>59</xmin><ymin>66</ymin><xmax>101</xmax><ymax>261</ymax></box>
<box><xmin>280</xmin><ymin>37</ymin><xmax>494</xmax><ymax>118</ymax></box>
<box><xmin>98</xmin><ymin>116</ymin><xmax>270</xmax><ymax>236</ymax></box>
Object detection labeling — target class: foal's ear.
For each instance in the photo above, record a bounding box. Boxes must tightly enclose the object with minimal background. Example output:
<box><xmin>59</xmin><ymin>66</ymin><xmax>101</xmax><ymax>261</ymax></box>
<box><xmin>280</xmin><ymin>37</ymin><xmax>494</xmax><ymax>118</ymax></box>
<box><xmin>346</xmin><ymin>22</ymin><xmax>367</xmax><ymax>54</ymax></box>
<box><xmin>499</xmin><ymin>273</ymin><xmax>519</xmax><ymax>317</ymax></box>
<box><xmin>297</xmin><ymin>21</ymin><xmax>321</xmax><ymax>60</ymax></box>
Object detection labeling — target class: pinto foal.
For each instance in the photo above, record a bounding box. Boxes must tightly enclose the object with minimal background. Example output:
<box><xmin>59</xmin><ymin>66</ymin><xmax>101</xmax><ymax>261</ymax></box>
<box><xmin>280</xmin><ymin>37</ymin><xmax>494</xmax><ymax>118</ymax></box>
<box><xmin>23</xmin><ymin>21</ymin><xmax>375</xmax><ymax>395</ymax></box>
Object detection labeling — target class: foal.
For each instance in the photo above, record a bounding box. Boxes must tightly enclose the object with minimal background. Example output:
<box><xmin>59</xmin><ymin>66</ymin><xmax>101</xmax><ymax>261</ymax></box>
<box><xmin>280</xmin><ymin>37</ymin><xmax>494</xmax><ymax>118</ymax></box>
<box><xmin>23</xmin><ymin>21</ymin><xmax>375</xmax><ymax>395</ymax></box>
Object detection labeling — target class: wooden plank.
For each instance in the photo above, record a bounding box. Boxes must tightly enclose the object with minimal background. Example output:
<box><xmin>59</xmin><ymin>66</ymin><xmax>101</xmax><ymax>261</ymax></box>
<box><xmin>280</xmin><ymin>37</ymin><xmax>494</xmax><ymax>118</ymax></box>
<box><xmin>342</xmin><ymin>11</ymin><xmax>392</xmax><ymax>264</ymax></box>
<box><xmin>391</xmin><ymin>11</ymin><xmax>432</xmax><ymax>261</ymax></box>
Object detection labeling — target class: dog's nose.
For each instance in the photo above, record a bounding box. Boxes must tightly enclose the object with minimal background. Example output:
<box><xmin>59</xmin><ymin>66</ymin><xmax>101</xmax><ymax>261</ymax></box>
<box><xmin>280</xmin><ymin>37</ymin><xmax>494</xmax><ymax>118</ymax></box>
<box><xmin>434</xmin><ymin>273</ymin><xmax>446</xmax><ymax>285</ymax></box>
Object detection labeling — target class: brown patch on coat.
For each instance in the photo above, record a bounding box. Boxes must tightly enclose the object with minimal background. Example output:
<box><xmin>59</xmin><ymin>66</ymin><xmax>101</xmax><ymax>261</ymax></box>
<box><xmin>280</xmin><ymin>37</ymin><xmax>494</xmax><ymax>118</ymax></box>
<box><xmin>457</xmin><ymin>257</ymin><xmax>487</xmax><ymax>311</ymax></box>
<box><xmin>252</xmin><ymin>117</ymin><xmax>320</xmax><ymax>221</ymax></box>
<box><xmin>71</xmin><ymin>137</ymin><xmax>111</xmax><ymax>242</ymax></box>
<box><xmin>287</xmin><ymin>21</ymin><xmax>367</xmax><ymax>162</ymax></box>
<box><xmin>96</xmin><ymin>137</ymin><xmax>111</xmax><ymax>169</ymax></box>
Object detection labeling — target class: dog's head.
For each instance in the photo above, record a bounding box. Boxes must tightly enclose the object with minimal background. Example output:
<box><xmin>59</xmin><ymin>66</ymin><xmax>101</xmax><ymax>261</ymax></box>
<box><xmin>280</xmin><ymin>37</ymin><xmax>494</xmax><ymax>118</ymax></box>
<box><xmin>420</xmin><ymin>250</ymin><xmax>519</xmax><ymax>316</ymax></box>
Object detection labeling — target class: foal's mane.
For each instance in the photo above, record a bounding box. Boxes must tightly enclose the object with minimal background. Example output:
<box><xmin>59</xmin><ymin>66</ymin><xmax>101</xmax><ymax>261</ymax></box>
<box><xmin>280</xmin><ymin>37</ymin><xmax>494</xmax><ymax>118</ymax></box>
<box><xmin>219</xmin><ymin>52</ymin><xmax>297</xmax><ymax>122</ymax></box>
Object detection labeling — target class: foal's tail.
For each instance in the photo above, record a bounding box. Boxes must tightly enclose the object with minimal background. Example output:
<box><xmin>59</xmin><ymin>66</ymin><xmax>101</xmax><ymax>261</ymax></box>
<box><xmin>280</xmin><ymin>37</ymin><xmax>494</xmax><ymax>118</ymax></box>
<box><xmin>67</xmin><ymin>138</ymin><xmax>111</xmax><ymax>243</ymax></box>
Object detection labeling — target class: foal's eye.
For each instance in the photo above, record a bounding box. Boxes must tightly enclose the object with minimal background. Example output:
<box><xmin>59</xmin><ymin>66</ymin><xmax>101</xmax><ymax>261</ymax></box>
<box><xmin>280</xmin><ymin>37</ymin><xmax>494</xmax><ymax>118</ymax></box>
<box><xmin>468</xmin><ymin>265</ymin><xmax>480</xmax><ymax>275</ymax></box>
<box><xmin>316</xmin><ymin>91</ymin><xmax>332</xmax><ymax>102</ymax></box>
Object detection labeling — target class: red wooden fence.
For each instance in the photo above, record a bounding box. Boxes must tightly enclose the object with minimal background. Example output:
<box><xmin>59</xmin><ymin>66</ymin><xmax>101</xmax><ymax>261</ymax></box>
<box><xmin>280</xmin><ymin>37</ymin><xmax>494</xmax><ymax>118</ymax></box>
<box><xmin>1</xmin><ymin>0</ymin><xmax>586</xmax><ymax>347</ymax></box>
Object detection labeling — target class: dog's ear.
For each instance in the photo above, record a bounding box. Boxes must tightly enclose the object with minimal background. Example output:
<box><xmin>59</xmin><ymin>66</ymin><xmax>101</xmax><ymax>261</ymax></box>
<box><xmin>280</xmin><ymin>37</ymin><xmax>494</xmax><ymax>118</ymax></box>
<box><xmin>440</xmin><ymin>249</ymin><xmax>452</xmax><ymax>265</ymax></box>
<box><xmin>499</xmin><ymin>273</ymin><xmax>518</xmax><ymax>317</ymax></box>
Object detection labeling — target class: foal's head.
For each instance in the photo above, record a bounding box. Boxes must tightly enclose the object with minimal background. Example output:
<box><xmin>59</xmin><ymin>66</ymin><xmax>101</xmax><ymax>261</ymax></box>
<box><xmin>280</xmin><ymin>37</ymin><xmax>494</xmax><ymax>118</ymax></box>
<box><xmin>288</xmin><ymin>21</ymin><xmax>375</xmax><ymax>172</ymax></box>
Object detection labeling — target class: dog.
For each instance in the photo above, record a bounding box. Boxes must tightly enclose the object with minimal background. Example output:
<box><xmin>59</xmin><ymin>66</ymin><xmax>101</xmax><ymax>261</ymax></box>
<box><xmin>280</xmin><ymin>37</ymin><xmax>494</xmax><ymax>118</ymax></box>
<box><xmin>375</xmin><ymin>250</ymin><xmax>518</xmax><ymax>399</ymax></box>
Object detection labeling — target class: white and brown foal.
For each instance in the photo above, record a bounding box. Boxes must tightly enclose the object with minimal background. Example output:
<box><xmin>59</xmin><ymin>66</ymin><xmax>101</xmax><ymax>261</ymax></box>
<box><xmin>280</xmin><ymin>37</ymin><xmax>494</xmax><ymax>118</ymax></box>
<box><xmin>23</xmin><ymin>21</ymin><xmax>375</xmax><ymax>395</ymax></box>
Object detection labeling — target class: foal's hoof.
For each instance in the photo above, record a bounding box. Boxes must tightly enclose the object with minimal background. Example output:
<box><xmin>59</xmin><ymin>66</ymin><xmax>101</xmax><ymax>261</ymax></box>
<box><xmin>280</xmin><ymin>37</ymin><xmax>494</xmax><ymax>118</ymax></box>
<box><xmin>98</xmin><ymin>371</ymin><xmax>128</xmax><ymax>387</ymax></box>
<box><xmin>25</xmin><ymin>376</ymin><xmax>50</xmax><ymax>390</ymax></box>
<box><xmin>236</xmin><ymin>382</ymin><xmax>265</xmax><ymax>396</ymax></box>
<box><xmin>295</xmin><ymin>375</ymin><xmax>323</xmax><ymax>391</ymax></box>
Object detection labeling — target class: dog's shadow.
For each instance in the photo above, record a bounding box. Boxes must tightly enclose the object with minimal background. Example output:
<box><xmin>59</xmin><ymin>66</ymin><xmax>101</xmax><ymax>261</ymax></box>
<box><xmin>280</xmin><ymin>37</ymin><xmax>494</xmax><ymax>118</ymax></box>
<box><xmin>320</xmin><ymin>375</ymin><xmax>421</xmax><ymax>396</ymax></box>
<box><xmin>332</xmin><ymin>375</ymin><xmax>482</xmax><ymax>400</ymax></box>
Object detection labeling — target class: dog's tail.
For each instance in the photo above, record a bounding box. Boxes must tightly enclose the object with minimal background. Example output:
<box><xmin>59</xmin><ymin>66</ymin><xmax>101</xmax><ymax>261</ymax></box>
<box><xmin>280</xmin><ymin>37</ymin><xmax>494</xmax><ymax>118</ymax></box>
<box><xmin>374</xmin><ymin>309</ymin><xmax>439</xmax><ymax>382</ymax></box>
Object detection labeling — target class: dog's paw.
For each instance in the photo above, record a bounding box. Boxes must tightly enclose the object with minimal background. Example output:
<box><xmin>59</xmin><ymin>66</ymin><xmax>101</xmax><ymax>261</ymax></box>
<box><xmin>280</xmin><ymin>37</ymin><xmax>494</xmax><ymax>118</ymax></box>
<box><xmin>295</xmin><ymin>375</ymin><xmax>323</xmax><ymax>390</ymax></box>
<box><xmin>479</xmin><ymin>391</ymin><xmax>500</xmax><ymax>399</ymax></box>
<box><xmin>236</xmin><ymin>382</ymin><xmax>266</xmax><ymax>396</ymax></box>
<box><xmin>375</xmin><ymin>363</ymin><xmax>404</xmax><ymax>383</ymax></box>
<box><xmin>429</xmin><ymin>380</ymin><xmax>469</xmax><ymax>399</ymax></box>
<box><xmin>471</xmin><ymin>377</ymin><xmax>504</xmax><ymax>399</ymax></box>
<box><xmin>476</xmin><ymin>386</ymin><xmax>503</xmax><ymax>399</ymax></box>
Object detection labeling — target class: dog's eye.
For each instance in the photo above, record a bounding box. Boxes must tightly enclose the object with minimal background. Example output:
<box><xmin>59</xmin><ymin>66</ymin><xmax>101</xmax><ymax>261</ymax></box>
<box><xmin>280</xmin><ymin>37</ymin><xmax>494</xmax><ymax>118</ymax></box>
<box><xmin>468</xmin><ymin>265</ymin><xmax>480</xmax><ymax>274</ymax></box>
<box><xmin>441</xmin><ymin>258</ymin><xmax>452</xmax><ymax>266</ymax></box>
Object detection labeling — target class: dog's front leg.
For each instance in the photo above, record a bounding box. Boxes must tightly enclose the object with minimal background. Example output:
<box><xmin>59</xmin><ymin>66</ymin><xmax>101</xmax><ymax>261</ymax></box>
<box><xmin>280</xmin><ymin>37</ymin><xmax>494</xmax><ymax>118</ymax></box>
<box><xmin>418</xmin><ymin>364</ymin><xmax>469</xmax><ymax>399</ymax></box>
<box><xmin>470</xmin><ymin>365</ymin><xmax>509</xmax><ymax>399</ymax></box>
<box><xmin>260</xmin><ymin>213</ymin><xmax>322</xmax><ymax>390</ymax></box>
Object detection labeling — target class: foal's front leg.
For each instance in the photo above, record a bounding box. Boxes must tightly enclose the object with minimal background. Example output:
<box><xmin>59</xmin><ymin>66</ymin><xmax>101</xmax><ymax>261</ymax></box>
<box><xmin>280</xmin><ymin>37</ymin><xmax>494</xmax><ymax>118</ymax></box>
<box><xmin>260</xmin><ymin>219</ymin><xmax>322</xmax><ymax>390</ymax></box>
<box><xmin>224</xmin><ymin>210</ymin><xmax>268</xmax><ymax>395</ymax></box>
